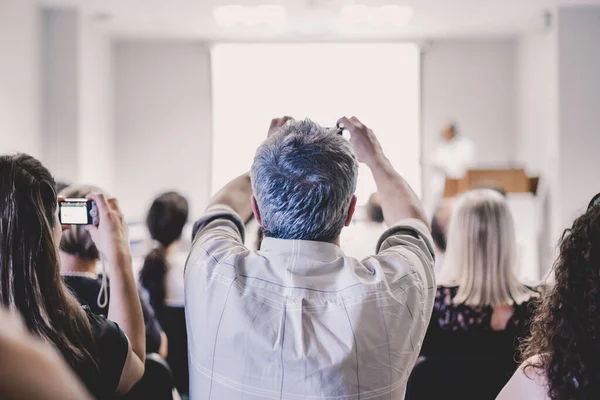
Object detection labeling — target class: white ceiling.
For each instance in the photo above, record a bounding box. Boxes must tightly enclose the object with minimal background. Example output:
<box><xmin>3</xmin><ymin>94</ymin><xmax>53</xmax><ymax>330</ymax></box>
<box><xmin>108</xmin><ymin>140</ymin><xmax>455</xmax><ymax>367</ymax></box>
<box><xmin>39</xmin><ymin>0</ymin><xmax>600</xmax><ymax>40</ymax></box>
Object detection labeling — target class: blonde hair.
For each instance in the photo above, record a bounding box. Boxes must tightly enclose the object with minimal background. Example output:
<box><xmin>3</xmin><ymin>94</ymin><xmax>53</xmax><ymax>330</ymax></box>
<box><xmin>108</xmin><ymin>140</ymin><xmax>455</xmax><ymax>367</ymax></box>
<box><xmin>438</xmin><ymin>189</ymin><xmax>534</xmax><ymax>307</ymax></box>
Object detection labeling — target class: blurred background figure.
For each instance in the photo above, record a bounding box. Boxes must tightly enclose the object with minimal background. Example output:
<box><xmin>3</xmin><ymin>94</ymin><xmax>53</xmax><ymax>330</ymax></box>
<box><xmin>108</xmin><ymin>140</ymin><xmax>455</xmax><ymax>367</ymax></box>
<box><xmin>139</xmin><ymin>191</ymin><xmax>190</xmax><ymax>397</ymax></box>
<box><xmin>426</xmin><ymin>122</ymin><xmax>476</xmax><ymax>215</ymax></box>
<box><xmin>341</xmin><ymin>192</ymin><xmax>387</xmax><ymax>260</ymax></box>
<box><xmin>431</xmin><ymin>197</ymin><xmax>454</xmax><ymax>274</ymax></box>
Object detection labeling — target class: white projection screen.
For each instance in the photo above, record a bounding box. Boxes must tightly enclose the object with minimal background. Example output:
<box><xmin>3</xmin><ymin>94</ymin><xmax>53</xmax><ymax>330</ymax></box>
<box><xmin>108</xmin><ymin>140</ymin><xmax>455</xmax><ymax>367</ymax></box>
<box><xmin>211</xmin><ymin>43</ymin><xmax>421</xmax><ymax>203</ymax></box>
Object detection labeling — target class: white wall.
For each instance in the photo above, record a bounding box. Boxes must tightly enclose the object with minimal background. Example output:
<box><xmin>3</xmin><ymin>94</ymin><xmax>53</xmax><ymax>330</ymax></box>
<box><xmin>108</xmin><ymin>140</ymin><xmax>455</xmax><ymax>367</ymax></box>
<box><xmin>516</xmin><ymin>29</ymin><xmax>558</xmax><ymax>178</ymax></box>
<box><xmin>0</xmin><ymin>0</ymin><xmax>41</xmax><ymax>158</ymax></box>
<box><xmin>114</xmin><ymin>41</ymin><xmax>212</xmax><ymax>221</ymax></box>
<box><xmin>422</xmin><ymin>39</ymin><xmax>517</xmax><ymax>206</ymax></box>
<box><xmin>42</xmin><ymin>8</ymin><xmax>115</xmax><ymax>190</ymax></box>
<box><xmin>515</xmin><ymin>21</ymin><xmax>559</xmax><ymax>274</ymax></box>
<box><xmin>78</xmin><ymin>15</ymin><xmax>114</xmax><ymax>192</ymax></box>
<box><xmin>515</xmin><ymin>5</ymin><xmax>600</xmax><ymax>275</ymax></box>
<box><xmin>557</xmin><ymin>6</ymin><xmax>600</xmax><ymax>229</ymax></box>
<box><xmin>42</xmin><ymin>9</ymin><xmax>79</xmax><ymax>182</ymax></box>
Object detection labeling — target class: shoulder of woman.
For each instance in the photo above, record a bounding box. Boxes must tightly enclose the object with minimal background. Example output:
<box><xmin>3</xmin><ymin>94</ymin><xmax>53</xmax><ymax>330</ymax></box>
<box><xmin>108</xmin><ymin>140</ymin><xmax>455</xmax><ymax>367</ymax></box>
<box><xmin>497</xmin><ymin>356</ymin><xmax>549</xmax><ymax>399</ymax></box>
<box><xmin>84</xmin><ymin>308</ymin><xmax>127</xmax><ymax>347</ymax></box>
<box><xmin>520</xmin><ymin>355</ymin><xmax>547</xmax><ymax>382</ymax></box>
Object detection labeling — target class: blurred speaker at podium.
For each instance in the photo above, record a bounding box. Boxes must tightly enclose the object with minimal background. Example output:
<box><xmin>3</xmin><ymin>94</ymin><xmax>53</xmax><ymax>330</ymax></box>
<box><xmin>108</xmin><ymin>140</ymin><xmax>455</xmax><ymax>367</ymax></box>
<box><xmin>425</xmin><ymin>121</ymin><xmax>477</xmax><ymax>216</ymax></box>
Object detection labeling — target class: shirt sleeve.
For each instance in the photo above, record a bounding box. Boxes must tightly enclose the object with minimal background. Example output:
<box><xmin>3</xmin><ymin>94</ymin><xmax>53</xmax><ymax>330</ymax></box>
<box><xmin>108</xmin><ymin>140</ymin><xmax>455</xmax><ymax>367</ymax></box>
<box><xmin>87</xmin><ymin>311</ymin><xmax>129</xmax><ymax>394</ymax></box>
<box><xmin>186</xmin><ymin>205</ymin><xmax>248</xmax><ymax>278</ymax></box>
<box><xmin>374</xmin><ymin>218</ymin><xmax>436</xmax><ymax>284</ymax></box>
<box><xmin>191</xmin><ymin>205</ymin><xmax>246</xmax><ymax>244</ymax></box>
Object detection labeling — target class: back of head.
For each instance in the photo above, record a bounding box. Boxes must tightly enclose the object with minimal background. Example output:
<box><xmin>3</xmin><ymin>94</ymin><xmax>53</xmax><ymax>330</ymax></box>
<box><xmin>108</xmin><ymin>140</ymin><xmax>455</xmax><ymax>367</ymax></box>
<box><xmin>147</xmin><ymin>192</ymin><xmax>189</xmax><ymax>248</ymax></box>
<box><xmin>251</xmin><ymin>119</ymin><xmax>358</xmax><ymax>242</ymax></box>
<box><xmin>0</xmin><ymin>154</ymin><xmax>94</xmax><ymax>369</ymax></box>
<box><xmin>522</xmin><ymin>205</ymin><xmax>600</xmax><ymax>399</ymax></box>
<box><xmin>140</xmin><ymin>191</ymin><xmax>189</xmax><ymax>310</ymax></box>
<box><xmin>440</xmin><ymin>189</ymin><xmax>530</xmax><ymax>307</ymax></box>
<box><xmin>59</xmin><ymin>185</ymin><xmax>103</xmax><ymax>261</ymax></box>
<box><xmin>441</xmin><ymin>122</ymin><xmax>458</xmax><ymax>141</ymax></box>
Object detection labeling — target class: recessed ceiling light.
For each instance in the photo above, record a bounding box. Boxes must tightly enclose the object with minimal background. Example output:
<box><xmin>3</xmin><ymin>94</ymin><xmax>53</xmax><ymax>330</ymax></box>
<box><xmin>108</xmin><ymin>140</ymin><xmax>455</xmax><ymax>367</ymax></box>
<box><xmin>213</xmin><ymin>5</ymin><xmax>286</xmax><ymax>28</ymax></box>
<box><xmin>338</xmin><ymin>5</ymin><xmax>413</xmax><ymax>28</ymax></box>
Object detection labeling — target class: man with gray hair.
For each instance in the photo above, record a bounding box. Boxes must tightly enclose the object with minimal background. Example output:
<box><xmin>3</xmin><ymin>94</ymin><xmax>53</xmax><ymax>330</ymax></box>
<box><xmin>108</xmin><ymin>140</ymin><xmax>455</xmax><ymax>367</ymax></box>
<box><xmin>185</xmin><ymin>116</ymin><xmax>435</xmax><ymax>399</ymax></box>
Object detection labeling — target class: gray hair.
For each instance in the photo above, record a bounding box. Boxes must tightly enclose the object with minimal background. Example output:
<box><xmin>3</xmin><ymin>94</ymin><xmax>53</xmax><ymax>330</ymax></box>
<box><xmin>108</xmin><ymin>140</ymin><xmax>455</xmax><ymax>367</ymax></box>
<box><xmin>251</xmin><ymin>119</ymin><xmax>358</xmax><ymax>242</ymax></box>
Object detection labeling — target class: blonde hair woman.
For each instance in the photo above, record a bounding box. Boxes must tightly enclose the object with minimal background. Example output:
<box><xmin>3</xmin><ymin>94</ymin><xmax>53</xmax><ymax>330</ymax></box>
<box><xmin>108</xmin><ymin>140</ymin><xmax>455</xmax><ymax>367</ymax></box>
<box><xmin>438</xmin><ymin>189</ymin><xmax>534</xmax><ymax>307</ymax></box>
<box><xmin>409</xmin><ymin>189</ymin><xmax>537</xmax><ymax>398</ymax></box>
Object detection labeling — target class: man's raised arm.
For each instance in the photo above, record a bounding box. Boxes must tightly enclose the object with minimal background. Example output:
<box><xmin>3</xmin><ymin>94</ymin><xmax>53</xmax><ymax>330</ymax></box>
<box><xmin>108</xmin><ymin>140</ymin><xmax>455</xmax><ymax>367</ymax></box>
<box><xmin>337</xmin><ymin>116</ymin><xmax>429</xmax><ymax>228</ymax></box>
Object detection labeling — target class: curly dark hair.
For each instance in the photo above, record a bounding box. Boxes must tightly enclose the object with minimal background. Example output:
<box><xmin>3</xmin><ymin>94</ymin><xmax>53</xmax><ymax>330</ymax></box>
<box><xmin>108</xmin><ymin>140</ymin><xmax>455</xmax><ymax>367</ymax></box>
<box><xmin>521</xmin><ymin>205</ymin><xmax>600</xmax><ymax>399</ymax></box>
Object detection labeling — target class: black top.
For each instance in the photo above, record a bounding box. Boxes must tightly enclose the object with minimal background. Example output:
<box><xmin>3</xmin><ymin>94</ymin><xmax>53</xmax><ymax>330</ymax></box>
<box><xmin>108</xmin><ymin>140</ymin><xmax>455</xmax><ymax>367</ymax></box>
<box><xmin>63</xmin><ymin>275</ymin><xmax>163</xmax><ymax>354</ymax></box>
<box><xmin>420</xmin><ymin>285</ymin><xmax>537</xmax><ymax>362</ymax></box>
<box><xmin>82</xmin><ymin>308</ymin><xmax>129</xmax><ymax>399</ymax></box>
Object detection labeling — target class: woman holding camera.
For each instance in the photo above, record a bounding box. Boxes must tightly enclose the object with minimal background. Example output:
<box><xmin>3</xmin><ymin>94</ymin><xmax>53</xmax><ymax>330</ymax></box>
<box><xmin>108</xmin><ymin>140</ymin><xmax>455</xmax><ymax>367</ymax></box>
<box><xmin>0</xmin><ymin>154</ymin><xmax>145</xmax><ymax>398</ymax></box>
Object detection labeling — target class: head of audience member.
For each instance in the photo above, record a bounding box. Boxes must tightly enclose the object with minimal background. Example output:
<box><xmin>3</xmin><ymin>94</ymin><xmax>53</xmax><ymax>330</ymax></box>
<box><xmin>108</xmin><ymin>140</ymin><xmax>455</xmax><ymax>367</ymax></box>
<box><xmin>250</xmin><ymin>119</ymin><xmax>358</xmax><ymax>244</ymax></box>
<box><xmin>56</xmin><ymin>181</ymin><xmax>71</xmax><ymax>194</ymax></box>
<box><xmin>521</xmin><ymin>201</ymin><xmax>600</xmax><ymax>399</ymax></box>
<box><xmin>59</xmin><ymin>185</ymin><xmax>103</xmax><ymax>273</ymax></box>
<box><xmin>431</xmin><ymin>198</ymin><xmax>454</xmax><ymax>255</ymax></box>
<box><xmin>139</xmin><ymin>191</ymin><xmax>189</xmax><ymax>311</ymax></box>
<box><xmin>473</xmin><ymin>182</ymin><xmax>507</xmax><ymax>197</ymax></box>
<box><xmin>366</xmin><ymin>193</ymin><xmax>384</xmax><ymax>224</ymax></box>
<box><xmin>0</xmin><ymin>154</ymin><xmax>96</xmax><ymax>369</ymax></box>
<box><xmin>441</xmin><ymin>122</ymin><xmax>457</xmax><ymax>142</ymax></box>
<box><xmin>438</xmin><ymin>189</ymin><xmax>532</xmax><ymax>307</ymax></box>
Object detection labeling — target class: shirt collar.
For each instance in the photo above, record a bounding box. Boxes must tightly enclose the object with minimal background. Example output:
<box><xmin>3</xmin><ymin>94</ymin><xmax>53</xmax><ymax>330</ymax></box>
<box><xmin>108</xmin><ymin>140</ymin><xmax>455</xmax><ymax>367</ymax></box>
<box><xmin>260</xmin><ymin>237</ymin><xmax>345</xmax><ymax>262</ymax></box>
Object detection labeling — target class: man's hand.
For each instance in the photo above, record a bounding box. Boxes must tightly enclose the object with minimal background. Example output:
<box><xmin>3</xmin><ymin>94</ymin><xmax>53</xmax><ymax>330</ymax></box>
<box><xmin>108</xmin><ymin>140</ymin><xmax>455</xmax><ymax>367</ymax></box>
<box><xmin>337</xmin><ymin>116</ymin><xmax>383</xmax><ymax>166</ymax></box>
<box><xmin>268</xmin><ymin>116</ymin><xmax>293</xmax><ymax>137</ymax></box>
<box><xmin>338</xmin><ymin>116</ymin><xmax>428</xmax><ymax>227</ymax></box>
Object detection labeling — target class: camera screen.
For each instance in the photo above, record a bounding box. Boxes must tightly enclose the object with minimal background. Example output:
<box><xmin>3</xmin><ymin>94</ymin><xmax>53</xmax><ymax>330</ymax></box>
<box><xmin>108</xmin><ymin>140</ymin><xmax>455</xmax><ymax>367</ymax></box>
<box><xmin>60</xmin><ymin>201</ymin><xmax>89</xmax><ymax>225</ymax></box>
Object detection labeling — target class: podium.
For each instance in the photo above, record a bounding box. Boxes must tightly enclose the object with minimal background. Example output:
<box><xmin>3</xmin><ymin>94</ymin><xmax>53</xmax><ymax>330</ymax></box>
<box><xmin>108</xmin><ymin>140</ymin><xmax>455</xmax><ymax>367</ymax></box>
<box><xmin>443</xmin><ymin>168</ymin><xmax>539</xmax><ymax>198</ymax></box>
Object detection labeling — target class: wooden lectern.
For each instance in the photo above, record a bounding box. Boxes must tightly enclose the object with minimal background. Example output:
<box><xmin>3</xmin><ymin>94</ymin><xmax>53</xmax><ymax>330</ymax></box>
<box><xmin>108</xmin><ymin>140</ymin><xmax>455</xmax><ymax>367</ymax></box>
<box><xmin>443</xmin><ymin>169</ymin><xmax>539</xmax><ymax>198</ymax></box>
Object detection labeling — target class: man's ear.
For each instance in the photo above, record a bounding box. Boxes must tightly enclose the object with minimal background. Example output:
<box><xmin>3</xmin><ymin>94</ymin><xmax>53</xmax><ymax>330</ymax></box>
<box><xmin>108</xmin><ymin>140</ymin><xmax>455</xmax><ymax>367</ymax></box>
<box><xmin>251</xmin><ymin>195</ymin><xmax>263</xmax><ymax>227</ymax></box>
<box><xmin>344</xmin><ymin>195</ymin><xmax>358</xmax><ymax>227</ymax></box>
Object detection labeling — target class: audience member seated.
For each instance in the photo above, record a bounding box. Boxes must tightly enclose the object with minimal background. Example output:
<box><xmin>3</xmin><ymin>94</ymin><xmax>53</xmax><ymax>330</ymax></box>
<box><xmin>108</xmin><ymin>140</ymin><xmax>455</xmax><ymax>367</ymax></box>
<box><xmin>340</xmin><ymin>192</ymin><xmax>387</xmax><ymax>259</ymax></box>
<box><xmin>431</xmin><ymin>197</ymin><xmax>454</xmax><ymax>273</ymax></box>
<box><xmin>0</xmin><ymin>307</ymin><xmax>92</xmax><ymax>400</ymax></box>
<box><xmin>185</xmin><ymin>116</ymin><xmax>435</xmax><ymax>399</ymax></box>
<box><xmin>497</xmin><ymin>193</ymin><xmax>600</xmax><ymax>399</ymax></box>
<box><xmin>414</xmin><ymin>189</ymin><xmax>537</xmax><ymax>399</ymax></box>
<box><xmin>139</xmin><ymin>191</ymin><xmax>189</xmax><ymax>395</ymax></box>
<box><xmin>59</xmin><ymin>184</ymin><xmax>168</xmax><ymax>358</ymax></box>
<box><xmin>0</xmin><ymin>154</ymin><xmax>146</xmax><ymax>398</ymax></box>
<box><xmin>366</xmin><ymin>192</ymin><xmax>384</xmax><ymax>223</ymax></box>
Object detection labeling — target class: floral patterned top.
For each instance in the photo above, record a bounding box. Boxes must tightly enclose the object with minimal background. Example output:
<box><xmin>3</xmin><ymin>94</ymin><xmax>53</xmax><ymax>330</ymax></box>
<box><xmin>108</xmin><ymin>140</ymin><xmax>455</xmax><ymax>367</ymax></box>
<box><xmin>420</xmin><ymin>285</ymin><xmax>537</xmax><ymax>361</ymax></box>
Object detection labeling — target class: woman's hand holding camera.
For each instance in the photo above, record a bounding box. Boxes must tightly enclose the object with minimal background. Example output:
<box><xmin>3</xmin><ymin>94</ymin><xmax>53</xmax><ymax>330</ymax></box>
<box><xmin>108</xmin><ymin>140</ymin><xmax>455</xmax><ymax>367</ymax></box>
<box><xmin>85</xmin><ymin>193</ymin><xmax>131</xmax><ymax>266</ymax></box>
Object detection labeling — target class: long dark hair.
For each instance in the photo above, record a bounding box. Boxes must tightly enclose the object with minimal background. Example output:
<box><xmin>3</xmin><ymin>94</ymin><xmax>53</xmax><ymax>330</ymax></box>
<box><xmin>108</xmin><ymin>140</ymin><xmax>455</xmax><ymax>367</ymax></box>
<box><xmin>139</xmin><ymin>192</ymin><xmax>188</xmax><ymax>311</ymax></box>
<box><xmin>0</xmin><ymin>154</ymin><xmax>96</xmax><ymax>369</ymax></box>
<box><xmin>522</xmin><ymin>205</ymin><xmax>600</xmax><ymax>399</ymax></box>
